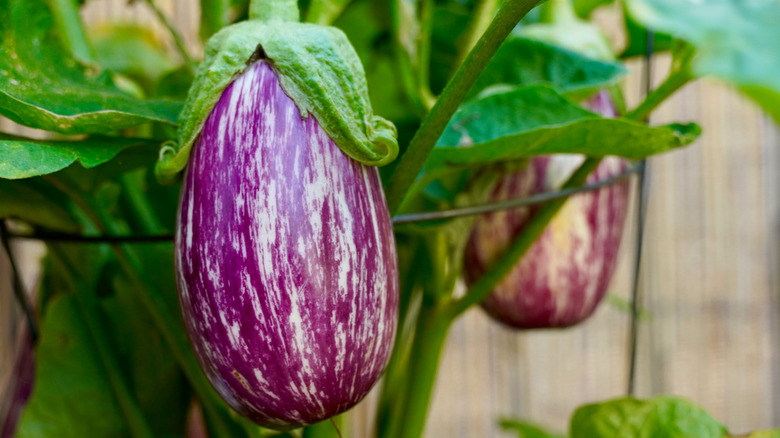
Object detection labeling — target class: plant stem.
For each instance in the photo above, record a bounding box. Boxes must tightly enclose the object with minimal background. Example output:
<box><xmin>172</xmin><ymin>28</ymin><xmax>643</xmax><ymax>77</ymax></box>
<box><xmin>200</xmin><ymin>0</ymin><xmax>230</xmax><ymax>39</ymax></box>
<box><xmin>454</xmin><ymin>0</ymin><xmax>500</xmax><ymax>68</ymax></box>
<box><xmin>539</xmin><ymin>0</ymin><xmax>579</xmax><ymax>23</ymax></box>
<box><xmin>42</xmin><ymin>176</ymin><xmax>244</xmax><ymax>438</ymax></box>
<box><xmin>383</xmin><ymin>303</ymin><xmax>454</xmax><ymax>438</ymax></box>
<box><xmin>47</xmin><ymin>0</ymin><xmax>94</xmax><ymax>63</ymax></box>
<box><xmin>141</xmin><ymin>0</ymin><xmax>197</xmax><ymax>74</ymax></box>
<box><xmin>449</xmin><ymin>157</ymin><xmax>602</xmax><ymax>316</ymax></box>
<box><xmin>626</xmin><ymin>45</ymin><xmax>695</xmax><ymax>122</ymax></box>
<box><xmin>120</xmin><ymin>171</ymin><xmax>165</xmax><ymax>234</ymax></box>
<box><xmin>390</xmin><ymin>0</ymin><xmax>435</xmax><ymax>115</ymax></box>
<box><xmin>249</xmin><ymin>0</ymin><xmax>300</xmax><ymax>22</ymax></box>
<box><xmin>384</xmin><ymin>0</ymin><xmax>542</xmax><ymax>214</ymax></box>
<box><xmin>626</xmin><ymin>68</ymin><xmax>690</xmax><ymax>122</ymax></box>
<box><xmin>416</xmin><ymin>0</ymin><xmax>435</xmax><ymax>110</ymax></box>
<box><xmin>52</xmin><ymin>248</ymin><xmax>155</xmax><ymax>438</ymax></box>
<box><xmin>375</xmin><ymin>240</ymin><xmax>425</xmax><ymax>438</ymax></box>
<box><xmin>304</xmin><ymin>0</ymin><xmax>352</xmax><ymax>25</ymax></box>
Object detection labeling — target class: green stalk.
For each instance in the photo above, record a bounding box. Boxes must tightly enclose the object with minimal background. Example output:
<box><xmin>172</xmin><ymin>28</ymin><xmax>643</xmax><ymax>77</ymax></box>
<box><xmin>200</xmin><ymin>0</ymin><xmax>230</xmax><ymax>39</ymax></box>
<box><xmin>416</xmin><ymin>0</ymin><xmax>436</xmax><ymax>110</ymax></box>
<box><xmin>454</xmin><ymin>0</ymin><xmax>501</xmax><ymax>68</ymax></box>
<box><xmin>626</xmin><ymin>44</ymin><xmax>696</xmax><ymax>122</ymax></box>
<box><xmin>375</xmin><ymin>240</ymin><xmax>426</xmax><ymax>437</ymax></box>
<box><xmin>120</xmin><ymin>172</ymin><xmax>165</xmax><ymax>234</ymax></box>
<box><xmin>626</xmin><ymin>67</ymin><xmax>692</xmax><ymax>122</ymax></box>
<box><xmin>449</xmin><ymin>157</ymin><xmax>602</xmax><ymax>316</ymax></box>
<box><xmin>302</xmin><ymin>415</ymin><xmax>344</xmax><ymax>438</ymax></box>
<box><xmin>249</xmin><ymin>0</ymin><xmax>300</xmax><ymax>22</ymax></box>
<box><xmin>140</xmin><ymin>0</ymin><xmax>197</xmax><ymax>73</ymax></box>
<box><xmin>304</xmin><ymin>0</ymin><xmax>352</xmax><ymax>25</ymax></box>
<box><xmin>390</xmin><ymin>0</ymin><xmax>434</xmax><ymax>115</ymax></box>
<box><xmin>46</xmin><ymin>0</ymin><xmax>93</xmax><ymax>63</ymax></box>
<box><xmin>539</xmin><ymin>0</ymin><xmax>578</xmax><ymax>23</ymax></box>
<box><xmin>384</xmin><ymin>0</ymin><xmax>542</xmax><ymax>214</ymax></box>
<box><xmin>382</xmin><ymin>303</ymin><xmax>454</xmax><ymax>438</ymax></box>
<box><xmin>43</xmin><ymin>176</ymin><xmax>245</xmax><ymax>438</ymax></box>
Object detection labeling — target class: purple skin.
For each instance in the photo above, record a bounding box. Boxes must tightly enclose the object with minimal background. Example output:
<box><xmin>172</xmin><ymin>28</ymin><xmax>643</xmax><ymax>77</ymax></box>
<box><xmin>175</xmin><ymin>61</ymin><xmax>399</xmax><ymax>428</ymax></box>
<box><xmin>464</xmin><ymin>91</ymin><xmax>630</xmax><ymax>329</ymax></box>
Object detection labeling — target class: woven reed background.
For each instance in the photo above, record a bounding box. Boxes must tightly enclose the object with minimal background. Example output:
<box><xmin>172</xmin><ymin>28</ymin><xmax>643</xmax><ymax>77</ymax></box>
<box><xmin>1</xmin><ymin>1</ymin><xmax>778</xmax><ymax>437</ymax></box>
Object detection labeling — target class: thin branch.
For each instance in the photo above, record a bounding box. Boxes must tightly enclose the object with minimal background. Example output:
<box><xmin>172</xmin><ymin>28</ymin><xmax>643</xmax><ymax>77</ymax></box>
<box><xmin>0</xmin><ymin>220</ymin><xmax>38</xmax><ymax>343</ymax></box>
<box><xmin>140</xmin><ymin>0</ymin><xmax>197</xmax><ymax>73</ymax></box>
<box><xmin>384</xmin><ymin>0</ymin><xmax>542</xmax><ymax>213</ymax></box>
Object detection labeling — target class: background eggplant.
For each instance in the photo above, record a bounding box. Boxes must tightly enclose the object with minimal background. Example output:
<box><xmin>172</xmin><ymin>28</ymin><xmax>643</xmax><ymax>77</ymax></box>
<box><xmin>464</xmin><ymin>92</ymin><xmax>630</xmax><ymax>329</ymax></box>
<box><xmin>175</xmin><ymin>61</ymin><xmax>399</xmax><ymax>428</ymax></box>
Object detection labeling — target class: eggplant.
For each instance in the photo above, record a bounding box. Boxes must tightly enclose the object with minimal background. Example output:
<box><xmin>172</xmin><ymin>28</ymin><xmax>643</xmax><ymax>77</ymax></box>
<box><xmin>175</xmin><ymin>61</ymin><xmax>399</xmax><ymax>428</ymax></box>
<box><xmin>464</xmin><ymin>91</ymin><xmax>630</xmax><ymax>329</ymax></box>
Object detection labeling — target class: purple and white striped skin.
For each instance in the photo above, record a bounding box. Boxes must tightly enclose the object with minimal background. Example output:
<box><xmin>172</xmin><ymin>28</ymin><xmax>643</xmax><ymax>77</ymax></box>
<box><xmin>464</xmin><ymin>91</ymin><xmax>630</xmax><ymax>329</ymax></box>
<box><xmin>175</xmin><ymin>61</ymin><xmax>399</xmax><ymax>428</ymax></box>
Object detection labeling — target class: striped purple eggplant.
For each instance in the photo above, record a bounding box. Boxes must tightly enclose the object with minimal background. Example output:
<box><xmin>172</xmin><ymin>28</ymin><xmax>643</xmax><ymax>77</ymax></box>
<box><xmin>464</xmin><ymin>92</ymin><xmax>630</xmax><ymax>329</ymax></box>
<box><xmin>175</xmin><ymin>61</ymin><xmax>399</xmax><ymax>428</ymax></box>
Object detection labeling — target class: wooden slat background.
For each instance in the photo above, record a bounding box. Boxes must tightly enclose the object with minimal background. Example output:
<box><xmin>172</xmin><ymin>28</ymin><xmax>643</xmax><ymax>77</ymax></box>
<box><xmin>1</xmin><ymin>1</ymin><xmax>778</xmax><ymax>437</ymax></box>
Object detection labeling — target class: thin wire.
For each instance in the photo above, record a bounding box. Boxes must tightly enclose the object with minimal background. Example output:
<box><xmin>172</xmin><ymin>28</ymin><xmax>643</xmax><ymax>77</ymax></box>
<box><xmin>1</xmin><ymin>220</ymin><xmax>39</xmax><ymax>344</ymax></box>
<box><xmin>392</xmin><ymin>163</ymin><xmax>640</xmax><ymax>224</ymax></box>
<box><xmin>3</xmin><ymin>164</ymin><xmax>639</xmax><ymax>244</ymax></box>
<box><xmin>8</xmin><ymin>231</ymin><xmax>175</xmax><ymax>244</ymax></box>
<box><xmin>627</xmin><ymin>29</ymin><xmax>655</xmax><ymax>397</ymax></box>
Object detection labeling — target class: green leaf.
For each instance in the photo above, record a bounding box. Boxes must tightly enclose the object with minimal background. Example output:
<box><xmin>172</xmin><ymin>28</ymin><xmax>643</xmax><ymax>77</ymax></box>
<box><xmin>158</xmin><ymin>18</ymin><xmax>399</xmax><ymax>182</ymax></box>
<box><xmin>0</xmin><ymin>178</ymin><xmax>79</xmax><ymax>231</ymax></box>
<box><xmin>0</xmin><ymin>134</ymin><xmax>158</xmax><ymax>179</ymax></box>
<box><xmin>736</xmin><ymin>431</ymin><xmax>780</xmax><ymax>438</ymax></box>
<box><xmin>334</xmin><ymin>0</ymin><xmax>414</xmax><ymax>123</ymax></box>
<box><xmin>434</xmin><ymin>85</ymin><xmax>699</xmax><ymax>164</ymax></box>
<box><xmin>0</xmin><ymin>0</ymin><xmax>183</xmax><ymax>135</ymax></box>
<box><xmin>624</xmin><ymin>0</ymin><xmax>780</xmax><ymax>124</ymax></box>
<box><xmin>570</xmin><ymin>396</ymin><xmax>728</xmax><ymax>438</ymax></box>
<box><xmin>500</xmin><ymin>418</ymin><xmax>566</xmax><ymax>438</ymax></box>
<box><xmin>470</xmin><ymin>37</ymin><xmax>627</xmax><ymax>99</ymax></box>
<box><xmin>17</xmin><ymin>293</ymin><xmax>131</xmax><ymax>438</ymax></box>
<box><xmin>90</xmin><ymin>23</ymin><xmax>180</xmax><ymax>92</ymax></box>
<box><xmin>106</xmin><ymin>250</ymin><xmax>189</xmax><ymax>436</ymax></box>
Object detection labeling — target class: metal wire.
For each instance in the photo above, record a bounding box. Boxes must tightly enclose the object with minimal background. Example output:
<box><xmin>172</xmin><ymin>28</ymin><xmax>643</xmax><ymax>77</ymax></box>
<box><xmin>627</xmin><ymin>29</ymin><xmax>655</xmax><ymax>397</ymax></box>
<box><xmin>1</xmin><ymin>220</ymin><xmax>39</xmax><ymax>343</ymax></box>
<box><xmin>3</xmin><ymin>163</ymin><xmax>640</xmax><ymax>242</ymax></box>
<box><xmin>392</xmin><ymin>163</ymin><xmax>641</xmax><ymax>224</ymax></box>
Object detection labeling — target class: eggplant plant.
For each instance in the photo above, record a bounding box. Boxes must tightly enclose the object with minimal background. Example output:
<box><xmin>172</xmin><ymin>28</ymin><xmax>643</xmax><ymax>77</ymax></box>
<box><xmin>0</xmin><ymin>0</ymin><xmax>778</xmax><ymax>437</ymax></box>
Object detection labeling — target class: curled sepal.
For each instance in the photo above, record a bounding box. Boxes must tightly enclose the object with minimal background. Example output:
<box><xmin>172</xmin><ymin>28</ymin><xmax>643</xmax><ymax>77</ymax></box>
<box><xmin>156</xmin><ymin>20</ymin><xmax>399</xmax><ymax>183</ymax></box>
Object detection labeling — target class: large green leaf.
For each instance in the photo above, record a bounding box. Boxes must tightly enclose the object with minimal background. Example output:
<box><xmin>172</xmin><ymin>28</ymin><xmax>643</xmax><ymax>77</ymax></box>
<box><xmin>624</xmin><ymin>0</ymin><xmax>780</xmax><ymax>124</ymax></box>
<box><xmin>470</xmin><ymin>37</ymin><xmax>627</xmax><ymax>99</ymax></box>
<box><xmin>738</xmin><ymin>431</ymin><xmax>780</xmax><ymax>438</ymax></box>
<box><xmin>500</xmin><ymin>418</ymin><xmax>567</xmax><ymax>438</ymax></box>
<box><xmin>570</xmin><ymin>396</ymin><xmax>728</xmax><ymax>438</ymax></box>
<box><xmin>17</xmin><ymin>293</ymin><xmax>132</xmax><ymax>438</ymax></box>
<box><xmin>106</xmin><ymin>252</ymin><xmax>189</xmax><ymax>436</ymax></box>
<box><xmin>433</xmin><ymin>85</ymin><xmax>699</xmax><ymax>167</ymax></box>
<box><xmin>0</xmin><ymin>178</ymin><xmax>79</xmax><ymax>231</ymax></box>
<box><xmin>0</xmin><ymin>134</ymin><xmax>157</xmax><ymax>179</ymax></box>
<box><xmin>0</xmin><ymin>0</ymin><xmax>183</xmax><ymax>134</ymax></box>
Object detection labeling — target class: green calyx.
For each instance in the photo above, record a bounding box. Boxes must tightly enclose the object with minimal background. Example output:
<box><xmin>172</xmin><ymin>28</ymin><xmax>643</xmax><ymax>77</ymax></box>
<box><xmin>155</xmin><ymin>7</ymin><xmax>399</xmax><ymax>184</ymax></box>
